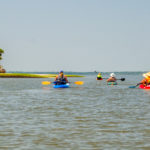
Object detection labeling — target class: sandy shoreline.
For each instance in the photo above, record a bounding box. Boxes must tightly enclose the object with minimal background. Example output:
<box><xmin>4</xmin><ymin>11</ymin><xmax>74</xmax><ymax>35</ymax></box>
<box><xmin>0</xmin><ymin>73</ymin><xmax>84</xmax><ymax>78</ymax></box>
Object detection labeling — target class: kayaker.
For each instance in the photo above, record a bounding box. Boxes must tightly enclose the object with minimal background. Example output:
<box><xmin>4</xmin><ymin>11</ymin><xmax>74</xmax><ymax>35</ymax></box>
<box><xmin>140</xmin><ymin>72</ymin><xmax>150</xmax><ymax>86</ymax></box>
<box><xmin>54</xmin><ymin>70</ymin><xmax>69</xmax><ymax>85</ymax></box>
<box><xmin>107</xmin><ymin>73</ymin><xmax>117</xmax><ymax>82</ymax></box>
<box><xmin>96</xmin><ymin>73</ymin><xmax>103</xmax><ymax>80</ymax></box>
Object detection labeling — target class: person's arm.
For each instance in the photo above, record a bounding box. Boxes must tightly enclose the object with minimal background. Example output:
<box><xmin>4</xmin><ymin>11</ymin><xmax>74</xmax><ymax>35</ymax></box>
<box><xmin>140</xmin><ymin>78</ymin><xmax>146</xmax><ymax>84</ymax></box>
<box><xmin>107</xmin><ymin>78</ymin><xmax>111</xmax><ymax>82</ymax></box>
<box><xmin>64</xmin><ymin>76</ymin><xmax>68</xmax><ymax>83</ymax></box>
<box><xmin>54</xmin><ymin>75</ymin><xmax>58</xmax><ymax>81</ymax></box>
<box><xmin>114</xmin><ymin>77</ymin><xmax>117</xmax><ymax>82</ymax></box>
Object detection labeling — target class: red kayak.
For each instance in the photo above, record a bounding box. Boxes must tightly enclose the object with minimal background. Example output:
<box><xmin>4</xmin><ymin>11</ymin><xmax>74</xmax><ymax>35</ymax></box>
<box><xmin>139</xmin><ymin>84</ymin><xmax>150</xmax><ymax>89</ymax></box>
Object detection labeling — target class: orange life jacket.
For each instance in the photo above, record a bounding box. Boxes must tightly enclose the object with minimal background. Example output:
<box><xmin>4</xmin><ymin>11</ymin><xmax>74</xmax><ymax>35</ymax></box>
<box><xmin>146</xmin><ymin>78</ymin><xmax>150</xmax><ymax>84</ymax></box>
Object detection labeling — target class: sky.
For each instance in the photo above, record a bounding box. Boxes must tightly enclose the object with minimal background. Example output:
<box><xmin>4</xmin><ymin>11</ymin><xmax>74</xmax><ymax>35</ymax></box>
<box><xmin>0</xmin><ymin>0</ymin><xmax>150</xmax><ymax>72</ymax></box>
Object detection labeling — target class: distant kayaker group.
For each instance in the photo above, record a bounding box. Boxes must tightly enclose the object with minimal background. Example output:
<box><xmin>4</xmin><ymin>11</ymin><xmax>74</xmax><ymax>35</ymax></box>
<box><xmin>96</xmin><ymin>71</ymin><xmax>150</xmax><ymax>88</ymax></box>
<box><xmin>96</xmin><ymin>72</ymin><xmax>123</xmax><ymax>85</ymax></box>
<box><xmin>97</xmin><ymin>72</ymin><xmax>117</xmax><ymax>82</ymax></box>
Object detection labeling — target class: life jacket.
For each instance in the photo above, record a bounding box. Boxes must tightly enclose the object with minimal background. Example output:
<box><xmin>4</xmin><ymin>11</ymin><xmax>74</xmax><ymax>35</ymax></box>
<box><xmin>56</xmin><ymin>74</ymin><xmax>66</xmax><ymax>82</ymax></box>
<box><xmin>146</xmin><ymin>78</ymin><xmax>150</xmax><ymax>84</ymax></box>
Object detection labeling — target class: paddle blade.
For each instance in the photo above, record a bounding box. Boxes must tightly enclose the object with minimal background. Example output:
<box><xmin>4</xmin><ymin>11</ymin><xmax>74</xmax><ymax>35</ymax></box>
<box><xmin>129</xmin><ymin>86</ymin><xmax>136</xmax><ymax>88</ymax></box>
<box><xmin>121</xmin><ymin>78</ymin><xmax>125</xmax><ymax>81</ymax></box>
<box><xmin>129</xmin><ymin>83</ymin><xmax>141</xmax><ymax>88</ymax></box>
<box><xmin>41</xmin><ymin>81</ymin><xmax>51</xmax><ymax>85</ymax></box>
<box><xmin>74</xmin><ymin>81</ymin><xmax>84</xmax><ymax>85</ymax></box>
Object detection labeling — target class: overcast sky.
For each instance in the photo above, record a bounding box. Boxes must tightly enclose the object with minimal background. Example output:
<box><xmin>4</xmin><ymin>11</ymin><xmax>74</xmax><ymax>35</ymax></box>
<box><xmin>0</xmin><ymin>0</ymin><xmax>150</xmax><ymax>72</ymax></box>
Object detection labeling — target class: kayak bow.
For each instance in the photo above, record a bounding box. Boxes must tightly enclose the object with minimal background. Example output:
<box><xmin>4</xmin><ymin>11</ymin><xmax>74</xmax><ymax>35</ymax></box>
<box><xmin>139</xmin><ymin>84</ymin><xmax>150</xmax><ymax>89</ymax></box>
<box><xmin>53</xmin><ymin>83</ymin><xmax>70</xmax><ymax>88</ymax></box>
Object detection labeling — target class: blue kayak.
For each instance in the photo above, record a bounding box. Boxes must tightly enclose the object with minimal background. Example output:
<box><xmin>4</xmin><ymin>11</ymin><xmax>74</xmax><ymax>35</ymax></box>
<box><xmin>53</xmin><ymin>83</ymin><xmax>70</xmax><ymax>88</ymax></box>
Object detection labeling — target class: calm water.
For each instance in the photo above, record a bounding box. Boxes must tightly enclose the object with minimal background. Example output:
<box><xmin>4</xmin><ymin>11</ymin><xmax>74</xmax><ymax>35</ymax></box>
<box><xmin>0</xmin><ymin>72</ymin><xmax>150</xmax><ymax>150</ymax></box>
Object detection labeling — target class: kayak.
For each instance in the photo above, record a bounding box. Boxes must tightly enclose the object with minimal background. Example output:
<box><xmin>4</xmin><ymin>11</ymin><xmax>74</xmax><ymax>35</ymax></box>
<box><xmin>107</xmin><ymin>82</ymin><xmax>117</xmax><ymax>85</ymax></box>
<box><xmin>97</xmin><ymin>78</ymin><xmax>103</xmax><ymax>80</ymax></box>
<box><xmin>139</xmin><ymin>84</ymin><xmax>150</xmax><ymax>89</ymax></box>
<box><xmin>53</xmin><ymin>83</ymin><xmax>70</xmax><ymax>88</ymax></box>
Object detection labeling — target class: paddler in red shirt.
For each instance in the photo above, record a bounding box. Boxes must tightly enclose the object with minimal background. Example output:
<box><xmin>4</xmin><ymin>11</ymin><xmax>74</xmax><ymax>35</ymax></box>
<box><xmin>107</xmin><ymin>73</ymin><xmax>117</xmax><ymax>82</ymax></box>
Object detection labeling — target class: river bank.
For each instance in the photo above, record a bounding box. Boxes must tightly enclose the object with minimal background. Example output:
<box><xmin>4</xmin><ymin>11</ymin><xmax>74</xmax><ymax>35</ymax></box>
<box><xmin>0</xmin><ymin>73</ymin><xmax>84</xmax><ymax>78</ymax></box>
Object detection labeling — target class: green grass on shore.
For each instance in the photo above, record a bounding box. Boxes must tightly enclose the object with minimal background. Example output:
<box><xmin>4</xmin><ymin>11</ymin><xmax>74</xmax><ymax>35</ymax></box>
<box><xmin>0</xmin><ymin>73</ymin><xmax>84</xmax><ymax>78</ymax></box>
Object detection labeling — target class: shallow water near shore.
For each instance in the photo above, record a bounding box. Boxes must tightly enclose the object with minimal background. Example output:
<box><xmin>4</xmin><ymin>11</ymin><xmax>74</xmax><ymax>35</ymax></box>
<box><xmin>0</xmin><ymin>72</ymin><xmax>150</xmax><ymax>149</ymax></box>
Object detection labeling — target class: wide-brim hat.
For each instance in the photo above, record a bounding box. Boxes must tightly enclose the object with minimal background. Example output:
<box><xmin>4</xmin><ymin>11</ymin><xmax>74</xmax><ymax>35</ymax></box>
<box><xmin>143</xmin><ymin>72</ymin><xmax>150</xmax><ymax>78</ymax></box>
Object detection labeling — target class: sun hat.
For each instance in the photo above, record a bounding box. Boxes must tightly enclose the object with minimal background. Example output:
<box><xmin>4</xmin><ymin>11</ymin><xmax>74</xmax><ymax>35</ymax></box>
<box><xmin>147</xmin><ymin>72</ymin><xmax>150</xmax><ymax>76</ymax></box>
<box><xmin>110</xmin><ymin>73</ymin><xmax>115</xmax><ymax>77</ymax></box>
<box><xmin>143</xmin><ymin>72</ymin><xmax>150</xmax><ymax>78</ymax></box>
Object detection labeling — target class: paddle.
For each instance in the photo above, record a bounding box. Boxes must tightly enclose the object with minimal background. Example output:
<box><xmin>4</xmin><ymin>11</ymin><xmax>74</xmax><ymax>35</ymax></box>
<box><xmin>74</xmin><ymin>81</ymin><xmax>84</xmax><ymax>85</ymax></box>
<box><xmin>42</xmin><ymin>81</ymin><xmax>51</xmax><ymax>85</ymax></box>
<box><xmin>102</xmin><ymin>78</ymin><xmax>125</xmax><ymax>81</ymax></box>
<box><xmin>119</xmin><ymin>78</ymin><xmax>125</xmax><ymax>81</ymax></box>
<box><xmin>41</xmin><ymin>81</ymin><xmax>84</xmax><ymax>85</ymax></box>
<box><xmin>129</xmin><ymin>83</ymin><xmax>141</xmax><ymax>88</ymax></box>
